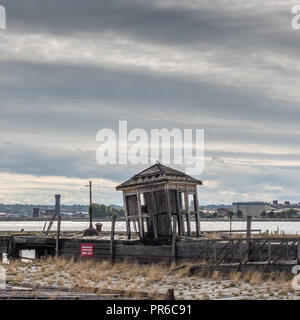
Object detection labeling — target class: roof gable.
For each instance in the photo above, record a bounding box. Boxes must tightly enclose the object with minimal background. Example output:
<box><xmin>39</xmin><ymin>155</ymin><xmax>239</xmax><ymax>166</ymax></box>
<box><xmin>116</xmin><ymin>163</ymin><xmax>202</xmax><ymax>190</ymax></box>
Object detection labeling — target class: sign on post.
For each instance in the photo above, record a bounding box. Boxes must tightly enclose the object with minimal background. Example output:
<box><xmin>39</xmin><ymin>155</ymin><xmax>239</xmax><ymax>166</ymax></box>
<box><xmin>80</xmin><ymin>244</ymin><xmax>94</xmax><ymax>257</ymax></box>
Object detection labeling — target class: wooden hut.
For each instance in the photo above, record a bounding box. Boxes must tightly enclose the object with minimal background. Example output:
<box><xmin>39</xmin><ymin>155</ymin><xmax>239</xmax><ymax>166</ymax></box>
<box><xmin>116</xmin><ymin>163</ymin><xmax>202</xmax><ymax>240</ymax></box>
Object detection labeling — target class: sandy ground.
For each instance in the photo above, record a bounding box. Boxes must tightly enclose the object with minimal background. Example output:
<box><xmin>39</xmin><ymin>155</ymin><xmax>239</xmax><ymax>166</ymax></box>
<box><xmin>2</xmin><ymin>258</ymin><xmax>300</xmax><ymax>300</ymax></box>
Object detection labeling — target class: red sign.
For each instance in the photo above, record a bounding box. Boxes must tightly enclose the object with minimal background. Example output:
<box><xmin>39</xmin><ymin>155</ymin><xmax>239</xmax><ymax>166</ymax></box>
<box><xmin>81</xmin><ymin>244</ymin><xmax>94</xmax><ymax>257</ymax></box>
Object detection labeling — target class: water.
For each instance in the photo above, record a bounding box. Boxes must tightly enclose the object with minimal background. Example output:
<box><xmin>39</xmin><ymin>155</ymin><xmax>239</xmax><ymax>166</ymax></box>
<box><xmin>0</xmin><ymin>220</ymin><xmax>299</xmax><ymax>234</ymax></box>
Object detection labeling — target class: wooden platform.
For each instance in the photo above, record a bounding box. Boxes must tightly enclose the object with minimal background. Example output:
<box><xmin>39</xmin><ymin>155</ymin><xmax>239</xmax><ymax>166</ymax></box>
<box><xmin>1</xmin><ymin>235</ymin><xmax>300</xmax><ymax>268</ymax></box>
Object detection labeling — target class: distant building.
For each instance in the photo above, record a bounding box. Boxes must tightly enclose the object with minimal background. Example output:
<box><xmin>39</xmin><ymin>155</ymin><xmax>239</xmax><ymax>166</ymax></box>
<box><xmin>232</xmin><ymin>202</ymin><xmax>271</xmax><ymax>218</ymax></box>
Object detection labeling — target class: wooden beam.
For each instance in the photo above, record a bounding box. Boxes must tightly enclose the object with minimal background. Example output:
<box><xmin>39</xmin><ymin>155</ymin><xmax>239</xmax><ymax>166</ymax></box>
<box><xmin>176</xmin><ymin>191</ymin><xmax>185</xmax><ymax>236</ymax></box>
<box><xmin>123</xmin><ymin>194</ymin><xmax>131</xmax><ymax>240</ymax></box>
<box><xmin>193</xmin><ymin>193</ymin><xmax>201</xmax><ymax>237</ymax></box>
<box><xmin>184</xmin><ymin>190</ymin><xmax>192</xmax><ymax>237</ymax></box>
<box><xmin>151</xmin><ymin>192</ymin><xmax>159</xmax><ymax>239</ymax></box>
<box><xmin>136</xmin><ymin>190</ymin><xmax>144</xmax><ymax>239</ymax></box>
<box><xmin>268</xmin><ymin>241</ymin><xmax>272</xmax><ymax>264</ymax></box>
<box><xmin>172</xmin><ymin>215</ymin><xmax>177</xmax><ymax>263</ymax></box>
<box><xmin>128</xmin><ymin>214</ymin><xmax>151</xmax><ymax>219</ymax></box>
<box><xmin>164</xmin><ymin>186</ymin><xmax>173</xmax><ymax>236</ymax></box>
<box><xmin>110</xmin><ymin>215</ymin><xmax>116</xmax><ymax>264</ymax></box>
<box><xmin>55</xmin><ymin>215</ymin><xmax>61</xmax><ymax>257</ymax></box>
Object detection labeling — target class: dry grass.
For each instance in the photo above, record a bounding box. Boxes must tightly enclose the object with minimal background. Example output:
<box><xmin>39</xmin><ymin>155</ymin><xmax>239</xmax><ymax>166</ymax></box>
<box><xmin>4</xmin><ymin>257</ymin><xmax>299</xmax><ymax>300</ymax></box>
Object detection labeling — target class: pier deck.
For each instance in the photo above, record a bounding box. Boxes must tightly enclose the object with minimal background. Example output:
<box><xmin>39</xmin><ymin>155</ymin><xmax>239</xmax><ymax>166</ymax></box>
<box><xmin>1</xmin><ymin>234</ymin><xmax>300</xmax><ymax>269</ymax></box>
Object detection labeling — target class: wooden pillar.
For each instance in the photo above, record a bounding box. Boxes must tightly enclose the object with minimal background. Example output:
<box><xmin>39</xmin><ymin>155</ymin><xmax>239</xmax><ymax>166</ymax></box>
<box><xmin>123</xmin><ymin>193</ymin><xmax>131</xmax><ymax>240</ymax></box>
<box><xmin>297</xmin><ymin>240</ymin><xmax>300</xmax><ymax>264</ymax></box>
<box><xmin>110</xmin><ymin>215</ymin><xmax>116</xmax><ymax>264</ymax></box>
<box><xmin>213</xmin><ymin>242</ymin><xmax>217</xmax><ymax>262</ymax></box>
<box><xmin>164</xmin><ymin>186</ymin><xmax>173</xmax><ymax>236</ymax></box>
<box><xmin>268</xmin><ymin>241</ymin><xmax>272</xmax><ymax>264</ymax></box>
<box><xmin>151</xmin><ymin>192</ymin><xmax>159</xmax><ymax>239</ymax></box>
<box><xmin>56</xmin><ymin>216</ymin><xmax>61</xmax><ymax>257</ymax></box>
<box><xmin>193</xmin><ymin>193</ymin><xmax>201</xmax><ymax>237</ymax></box>
<box><xmin>7</xmin><ymin>236</ymin><xmax>19</xmax><ymax>260</ymax></box>
<box><xmin>239</xmin><ymin>240</ymin><xmax>243</xmax><ymax>263</ymax></box>
<box><xmin>176</xmin><ymin>191</ymin><xmax>185</xmax><ymax>236</ymax></box>
<box><xmin>246</xmin><ymin>216</ymin><xmax>252</xmax><ymax>259</ymax></box>
<box><xmin>184</xmin><ymin>191</ymin><xmax>192</xmax><ymax>237</ymax></box>
<box><xmin>172</xmin><ymin>215</ymin><xmax>177</xmax><ymax>263</ymax></box>
<box><xmin>136</xmin><ymin>190</ymin><xmax>144</xmax><ymax>239</ymax></box>
<box><xmin>55</xmin><ymin>194</ymin><xmax>61</xmax><ymax>257</ymax></box>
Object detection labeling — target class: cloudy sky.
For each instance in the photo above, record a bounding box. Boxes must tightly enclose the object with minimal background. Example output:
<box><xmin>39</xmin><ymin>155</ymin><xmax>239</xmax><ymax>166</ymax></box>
<box><xmin>1</xmin><ymin>0</ymin><xmax>300</xmax><ymax>206</ymax></box>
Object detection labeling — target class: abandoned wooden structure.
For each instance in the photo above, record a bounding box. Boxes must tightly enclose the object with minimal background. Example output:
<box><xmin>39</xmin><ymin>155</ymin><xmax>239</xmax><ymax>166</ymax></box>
<box><xmin>1</xmin><ymin>235</ymin><xmax>300</xmax><ymax>273</ymax></box>
<box><xmin>116</xmin><ymin>163</ymin><xmax>203</xmax><ymax>240</ymax></box>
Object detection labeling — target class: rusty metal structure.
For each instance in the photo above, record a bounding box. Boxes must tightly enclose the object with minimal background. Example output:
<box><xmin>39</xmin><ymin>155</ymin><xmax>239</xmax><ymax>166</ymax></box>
<box><xmin>116</xmin><ymin>163</ymin><xmax>202</xmax><ymax>240</ymax></box>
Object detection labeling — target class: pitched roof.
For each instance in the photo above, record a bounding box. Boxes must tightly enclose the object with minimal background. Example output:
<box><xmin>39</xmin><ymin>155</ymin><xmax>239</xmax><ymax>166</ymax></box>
<box><xmin>116</xmin><ymin>163</ymin><xmax>202</xmax><ymax>190</ymax></box>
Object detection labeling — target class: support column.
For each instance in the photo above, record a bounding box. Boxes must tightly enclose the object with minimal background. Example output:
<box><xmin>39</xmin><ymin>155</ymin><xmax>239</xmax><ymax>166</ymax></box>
<box><xmin>246</xmin><ymin>216</ymin><xmax>252</xmax><ymax>259</ymax></box>
<box><xmin>110</xmin><ymin>215</ymin><xmax>116</xmax><ymax>264</ymax></box>
<box><xmin>172</xmin><ymin>215</ymin><xmax>177</xmax><ymax>263</ymax></box>
<box><xmin>151</xmin><ymin>192</ymin><xmax>159</xmax><ymax>239</ymax></box>
<box><xmin>268</xmin><ymin>241</ymin><xmax>272</xmax><ymax>264</ymax></box>
<box><xmin>176</xmin><ymin>191</ymin><xmax>185</xmax><ymax>236</ymax></box>
<box><xmin>297</xmin><ymin>240</ymin><xmax>300</xmax><ymax>265</ymax></box>
<box><xmin>164</xmin><ymin>186</ymin><xmax>173</xmax><ymax>237</ymax></box>
<box><xmin>55</xmin><ymin>194</ymin><xmax>61</xmax><ymax>257</ymax></box>
<box><xmin>136</xmin><ymin>190</ymin><xmax>144</xmax><ymax>239</ymax></box>
<box><xmin>193</xmin><ymin>193</ymin><xmax>201</xmax><ymax>237</ymax></box>
<box><xmin>123</xmin><ymin>194</ymin><xmax>131</xmax><ymax>240</ymax></box>
<box><xmin>184</xmin><ymin>191</ymin><xmax>192</xmax><ymax>237</ymax></box>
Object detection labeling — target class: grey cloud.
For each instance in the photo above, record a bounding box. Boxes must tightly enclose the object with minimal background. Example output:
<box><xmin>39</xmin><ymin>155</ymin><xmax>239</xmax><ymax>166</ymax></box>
<box><xmin>1</xmin><ymin>0</ymin><xmax>300</xmax><ymax>204</ymax></box>
<box><xmin>2</xmin><ymin>0</ymin><xmax>297</xmax><ymax>59</ymax></box>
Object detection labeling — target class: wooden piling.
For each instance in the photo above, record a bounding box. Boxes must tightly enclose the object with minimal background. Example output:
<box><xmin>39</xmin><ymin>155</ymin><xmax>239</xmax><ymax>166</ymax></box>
<box><xmin>184</xmin><ymin>191</ymin><xmax>192</xmax><ymax>237</ymax></box>
<box><xmin>151</xmin><ymin>192</ymin><xmax>159</xmax><ymax>239</ymax></box>
<box><xmin>246</xmin><ymin>216</ymin><xmax>252</xmax><ymax>259</ymax></box>
<box><xmin>193</xmin><ymin>193</ymin><xmax>201</xmax><ymax>237</ymax></box>
<box><xmin>298</xmin><ymin>240</ymin><xmax>300</xmax><ymax>264</ymax></box>
<box><xmin>172</xmin><ymin>216</ymin><xmax>177</xmax><ymax>263</ymax></box>
<box><xmin>268</xmin><ymin>241</ymin><xmax>272</xmax><ymax>264</ymax></box>
<box><xmin>110</xmin><ymin>215</ymin><xmax>116</xmax><ymax>264</ymax></box>
<box><xmin>123</xmin><ymin>194</ymin><xmax>131</xmax><ymax>240</ymax></box>
<box><xmin>56</xmin><ymin>215</ymin><xmax>61</xmax><ymax>257</ymax></box>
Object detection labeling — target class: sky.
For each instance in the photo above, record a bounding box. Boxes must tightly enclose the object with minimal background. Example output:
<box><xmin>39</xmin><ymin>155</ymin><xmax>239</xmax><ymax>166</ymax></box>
<box><xmin>1</xmin><ymin>0</ymin><xmax>300</xmax><ymax>206</ymax></box>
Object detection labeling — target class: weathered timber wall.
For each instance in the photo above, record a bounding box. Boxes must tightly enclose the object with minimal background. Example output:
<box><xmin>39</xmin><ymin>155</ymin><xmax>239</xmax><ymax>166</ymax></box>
<box><xmin>1</xmin><ymin>236</ymin><xmax>299</xmax><ymax>264</ymax></box>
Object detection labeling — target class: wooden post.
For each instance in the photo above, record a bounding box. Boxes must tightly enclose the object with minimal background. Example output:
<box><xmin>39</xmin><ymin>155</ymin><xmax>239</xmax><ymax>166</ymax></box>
<box><xmin>123</xmin><ymin>194</ymin><xmax>131</xmax><ymax>240</ymax></box>
<box><xmin>56</xmin><ymin>216</ymin><xmax>61</xmax><ymax>257</ymax></box>
<box><xmin>110</xmin><ymin>215</ymin><xmax>116</xmax><ymax>264</ymax></box>
<box><xmin>176</xmin><ymin>191</ymin><xmax>185</xmax><ymax>236</ymax></box>
<box><xmin>165</xmin><ymin>186</ymin><xmax>173</xmax><ymax>236</ymax></box>
<box><xmin>246</xmin><ymin>216</ymin><xmax>252</xmax><ymax>259</ymax></box>
<box><xmin>88</xmin><ymin>181</ymin><xmax>93</xmax><ymax>229</ymax></box>
<box><xmin>136</xmin><ymin>190</ymin><xmax>144</xmax><ymax>239</ymax></box>
<box><xmin>268</xmin><ymin>241</ymin><xmax>272</xmax><ymax>264</ymax></box>
<box><xmin>184</xmin><ymin>191</ymin><xmax>192</xmax><ymax>237</ymax></box>
<box><xmin>213</xmin><ymin>242</ymin><xmax>217</xmax><ymax>262</ymax></box>
<box><xmin>297</xmin><ymin>240</ymin><xmax>300</xmax><ymax>264</ymax></box>
<box><xmin>172</xmin><ymin>215</ymin><xmax>177</xmax><ymax>263</ymax></box>
<box><xmin>55</xmin><ymin>194</ymin><xmax>61</xmax><ymax>257</ymax></box>
<box><xmin>151</xmin><ymin>192</ymin><xmax>159</xmax><ymax>239</ymax></box>
<box><xmin>7</xmin><ymin>236</ymin><xmax>19</xmax><ymax>260</ymax></box>
<box><xmin>193</xmin><ymin>193</ymin><xmax>201</xmax><ymax>237</ymax></box>
<box><xmin>239</xmin><ymin>240</ymin><xmax>243</xmax><ymax>263</ymax></box>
